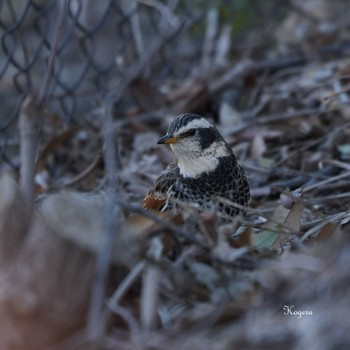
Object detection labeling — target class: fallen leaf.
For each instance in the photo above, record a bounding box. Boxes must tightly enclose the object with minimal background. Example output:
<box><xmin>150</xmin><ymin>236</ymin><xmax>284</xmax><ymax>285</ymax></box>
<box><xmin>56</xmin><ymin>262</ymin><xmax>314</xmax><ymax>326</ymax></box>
<box><xmin>255</xmin><ymin>229</ymin><xmax>279</xmax><ymax>252</ymax></box>
<box><xmin>256</xmin><ymin>188</ymin><xmax>304</xmax><ymax>251</ymax></box>
<box><xmin>314</xmin><ymin>222</ymin><xmax>342</xmax><ymax>242</ymax></box>
<box><xmin>250</xmin><ymin>134</ymin><xmax>267</xmax><ymax>159</ymax></box>
<box><xmin>267</xmin><ymin>189</ymin><xmax>304</xmax><ymax>232</ymax></box>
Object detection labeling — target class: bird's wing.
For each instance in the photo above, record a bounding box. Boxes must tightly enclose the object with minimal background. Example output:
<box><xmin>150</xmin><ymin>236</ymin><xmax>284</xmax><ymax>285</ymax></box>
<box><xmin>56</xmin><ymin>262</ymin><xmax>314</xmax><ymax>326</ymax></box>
<box><xmin>142</xmin><ymin>160</ymin><xmax>179</xmax><ymax>212</ymax></box>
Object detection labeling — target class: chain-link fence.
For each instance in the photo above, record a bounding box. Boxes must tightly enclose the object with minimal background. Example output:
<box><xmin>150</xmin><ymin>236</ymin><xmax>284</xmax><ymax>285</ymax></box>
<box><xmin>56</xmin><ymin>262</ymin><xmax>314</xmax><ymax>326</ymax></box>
<box><xmin>0</xmin><ymin>0</ymin><xmax>286</xmax><ymax>172</ymax></box>
<box><xmin>0</xmin><ymin>0</ymin><xmax>205</xmax><ymax>167</ymax></box>
<box><xmin>1</xmin><ymin>0</ymin><xmax>189</xmax><ymax>115</ymax></box>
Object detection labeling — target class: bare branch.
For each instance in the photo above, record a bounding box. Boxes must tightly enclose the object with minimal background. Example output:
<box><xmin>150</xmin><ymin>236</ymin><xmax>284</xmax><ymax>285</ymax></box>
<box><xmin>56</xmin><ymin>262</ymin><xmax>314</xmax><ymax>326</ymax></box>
<box><xmin>87</xmin><ymin>105</ymin><xmax>120</xmax><ymax>339</ymax></box>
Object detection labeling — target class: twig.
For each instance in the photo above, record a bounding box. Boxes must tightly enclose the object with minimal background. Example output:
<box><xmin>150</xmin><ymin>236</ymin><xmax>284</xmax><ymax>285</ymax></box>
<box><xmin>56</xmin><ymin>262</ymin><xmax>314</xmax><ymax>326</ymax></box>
<box><xmin>124</xmin><ymin>204</ymin><xmax>209</xmax><ymax>249</ymax></box>
<box><xmin>87</xmin><ymin>106</ymin><xmax>120</xmax><ymax>339</ymax></box>
<box><xmin>106</xmin><ymin>1</ymin><xmax>183</xmax><ymax>105</ymax></box>
<box><xmin>245</xmin><ymin>163</ymin><xmax>333</xmax><ymax>179</ymax></box>
<box><xmin>214</xmin><ymin>24</ymin><xmax>231</xmax><ymax>66</ymax></box>
<box><xmin>123</xmin><ymin>203</ymin><xmax>258</xmax><ymax>270</ymax></box>
<box><xmin>331</xmin><ymin>80</ymin><xmax>350</xmax><ymax>104</ymax></box>
<box><xmin>122</xmin><ymin>0</ymin><xmax>145</xmax><ymax>59</ymax></box>
<box><xmin>289</xmin><ymin>1</ymin><xmax>321</xmax><ymax>24</ymax></box>
<box><xmin>38</xmin><ymin>0</ymin><xmax>69</xmax><ymax>107</ymax></box>
<box><xmin>261</xmin><ymin>168</ymin><xmax>333</xmax><ymax>192</ymax></box>
<box><xmin>308</xmin><ymin>180</ymin><xmax>350</xmax><ymax>194</ymax></box>
<box><xmin>300</xmin><ymin>211</ymin><xmax>350</xmax><ymax>241</ymax></box>
<box><xmin>305</xmin><ymin>192</ymin><xmax>350</xmax><ymax>205</ymax></box>
<box><xmin>200</xmin><ymin>7</ymin><xmax>218</xmax><ymax>72</ymax></box>
<box><xmin>140</xmin><ymin>261</ymin><xmax>161</xmax><ymax>331</ymax></box>
<box><xmin>37</xmin><ymin>127</ymin><xmax>81</xmax><ymax>163</ymax></box>
<box><xmin>138</xmin><ymin>0</ymin><xmax>181</xmax><ymax>28</ymax></box>
<box><xmin>105</xmin><ymin>261</ymin><xmax>146</xmax><ymax>345</ymax></box>
<box><xmin>61</xmin><ymin>152</ymin><xmax>102</xmax><ymax>188</ymax></box>
<box><xmin>209</xmin><ymin>59</ymin><xmax>255</xmax><ymax>95</ymax></box>
<box><xmin>272</xmin><ymin>121</ymin><xmax>350</xmax><ymax>168</ymax></box>
<box><xmin>107</xmin><ymin>304</ymin><xmax>141</xmax><ymax>344</ymax></box>
<box><xmin>108</xmin><ymin>260</ymin><xmax>146</xmax><ymax>306</ymax></box>
<box><xmin>18</xmin><ymin>95</ymin><xmax>41</xmax><ymax>206</ymax></box>
<box><xmin>304</xmin><ymin>171</ymin><xmax>350</xmax><ymax>193</ymax></box>
<box><xmin>140</xmin><ymin>234</ymin><xmax>168</xmax><ymax>332</ymax></box>
<box><xmin>323</xmin><ymin>159</ymin><xmax>350</xmax><ymax>171</ymax></box>
<box><xmin>301</xmin><ymin>211</ymin><xmax>350</xmax><ymax>231</ymax></box>
<box><xmin>223</xmin><ymin>107</ymin><xmax>324</xmax><ymax>137</ymax></box>
<box><xmin>87</xmin><ymin>4</ymin><xmax>182</xmax><ymax>338</ymax></box>
<box><xmin>209</xmin><ymin>38</ymin><xmax>348</xmax><ymax>96</ymax></box>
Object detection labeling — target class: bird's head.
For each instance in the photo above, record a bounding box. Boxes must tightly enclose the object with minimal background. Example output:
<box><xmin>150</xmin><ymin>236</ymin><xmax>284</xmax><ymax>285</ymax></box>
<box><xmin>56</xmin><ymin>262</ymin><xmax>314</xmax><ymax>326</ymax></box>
<box><xmin>157</xmin><ymin>113</ymin><xmax>232</xmax><ymax>178</ymax></box>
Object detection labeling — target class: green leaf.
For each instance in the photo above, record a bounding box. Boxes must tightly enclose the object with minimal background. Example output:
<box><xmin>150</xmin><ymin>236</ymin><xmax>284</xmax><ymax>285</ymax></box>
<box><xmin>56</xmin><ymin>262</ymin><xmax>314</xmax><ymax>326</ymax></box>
<box><xmin>255</xmin><ymin>229</ymin><xmax>279</xmax><ymax>252</ymax></box>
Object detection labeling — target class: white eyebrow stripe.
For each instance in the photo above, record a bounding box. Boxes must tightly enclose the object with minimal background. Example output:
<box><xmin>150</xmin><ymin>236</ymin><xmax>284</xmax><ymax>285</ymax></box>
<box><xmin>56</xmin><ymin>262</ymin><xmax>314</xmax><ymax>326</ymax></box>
<box><xmin>176</xmin><ymin>118</ymin><xmax>212</xmax><ymax>135</ymax></box>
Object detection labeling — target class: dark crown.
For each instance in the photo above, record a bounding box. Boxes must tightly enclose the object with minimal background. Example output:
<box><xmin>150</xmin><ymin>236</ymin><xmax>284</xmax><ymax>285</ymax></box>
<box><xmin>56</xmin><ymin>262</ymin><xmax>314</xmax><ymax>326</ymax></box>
<box><xmin>167</xmin><ymin>113</ymin><xmax>203</xmax><ymax>134</ymax></box>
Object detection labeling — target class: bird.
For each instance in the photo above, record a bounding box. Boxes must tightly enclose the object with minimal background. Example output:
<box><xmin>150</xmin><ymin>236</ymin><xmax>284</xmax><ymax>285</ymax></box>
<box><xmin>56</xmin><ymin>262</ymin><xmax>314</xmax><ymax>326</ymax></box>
<box><xmin>142</xmin><ymin>113</ymin><xmax>250</xmax><ymax>220</ymax></box>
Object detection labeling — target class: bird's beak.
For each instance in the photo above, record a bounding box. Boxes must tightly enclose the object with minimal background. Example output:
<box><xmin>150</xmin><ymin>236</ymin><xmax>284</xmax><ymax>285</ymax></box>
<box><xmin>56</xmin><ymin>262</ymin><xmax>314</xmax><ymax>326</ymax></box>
<box><xmin>157</xmin><ymin>134</ymin><xmax>179</xmax><ymax>144</ymax></box>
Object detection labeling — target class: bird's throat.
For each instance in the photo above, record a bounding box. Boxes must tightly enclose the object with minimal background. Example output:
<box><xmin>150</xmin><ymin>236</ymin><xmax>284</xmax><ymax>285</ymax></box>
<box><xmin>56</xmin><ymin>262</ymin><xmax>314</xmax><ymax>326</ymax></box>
<box><xmin>178</xmin><ymin>156</ymin><xmax>219</xmax><ymax>178</ymax></box>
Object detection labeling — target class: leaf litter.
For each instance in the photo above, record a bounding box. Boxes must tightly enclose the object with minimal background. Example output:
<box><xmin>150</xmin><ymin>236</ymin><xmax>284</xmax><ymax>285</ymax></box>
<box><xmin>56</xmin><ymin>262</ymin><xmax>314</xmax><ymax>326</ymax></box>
<box><xmin>1</xmin><ymin>1</ymin><xmax>350</xmax><ymax>349</ymax></box>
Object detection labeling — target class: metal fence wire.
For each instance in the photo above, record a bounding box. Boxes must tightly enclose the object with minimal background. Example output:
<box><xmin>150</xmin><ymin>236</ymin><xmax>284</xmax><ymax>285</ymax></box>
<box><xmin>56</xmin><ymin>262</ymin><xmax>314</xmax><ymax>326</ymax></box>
<box><xmin>0</xmin><ymin>0</ymin><xmax>287</xmax><ymax>172</ymax></box>
<box><xmin>0</xmin><ymin>0</ymin><xmax>187</xmax><ymax>117</ymax></box>
<box><xmin>0</xmin><ymin>0</ymin><xmax>208</xmax><ymax>166</ymax></box>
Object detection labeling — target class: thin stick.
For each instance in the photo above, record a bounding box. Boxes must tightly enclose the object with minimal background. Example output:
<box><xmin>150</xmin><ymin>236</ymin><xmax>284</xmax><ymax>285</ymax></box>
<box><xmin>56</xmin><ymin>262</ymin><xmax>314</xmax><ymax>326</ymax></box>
<box><xmin>304</xmin><ymin>171</ymin><xmax>350</xmax><ymax>192</ymax></box>
<box><xmin>322</xmin><ymin>159</ymin><xmax>350</xmax><ymax>171</ymax></box>
<box><xmin>305</xmin><ymin>192</ymin><xmax>350</xmax><ymax>205</ymax></box>
<box><xmin>108</xmin><ymin>260</ymin><xmax>146</xmax><ymax>307</ymax></box>
<box><xmin>18</xmin><ymin>95</ymin><xmax>41</xmax><ymax>206</ymax></box>
<box><xmin>87</xmin><ymin>106</ymin><xmax>119</xmax><ymax>339</ymax></box>
<box><xmin>124</xmin><ymin>204</ymin><xmax>209</xmax><ymax>249</ymax></box>
<box><xmin>223</xmin><ymin>107</ymin><xmax>324</xmax><ymax>137</ymax></box>
<box><xmin>61</xmin><ymin>152</ymin><xmax>102</xmax><ymax>188</ymax></box>
<box><xmin>200</xmin><ymin>7</ymin><xmax>218</xmax><ymax>71</ymax></box>
<box><xmin>140</xmin><ymin>262</ymin><xmax>161</xmax><ymax>331</ymax></box>
<box><xmin>38</xmin><ymin>0</ymin><xmax>68</xmax><ymax>106</ymax></box>
<box><xmin>87</xmin><ymin>1</ymin><xmax>182</xmax><ymax>338</ymax></box>
<box><xmin>123</xmin><ymin>1</ymin><xmax>145</xmax><ymax>58</ymax></box>
<box><xmin>107</xmin><ymin>304</ymin><xmax>141</xmax><ymax>344</ymax></box>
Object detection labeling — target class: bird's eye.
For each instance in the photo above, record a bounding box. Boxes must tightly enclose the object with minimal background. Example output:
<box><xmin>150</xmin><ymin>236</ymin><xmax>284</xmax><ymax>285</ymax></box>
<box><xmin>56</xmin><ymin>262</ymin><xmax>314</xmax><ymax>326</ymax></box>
<box><xmin>184</xmin><ymin>129</ymin><xmax>196</xmax><ymax>137</ymax></box>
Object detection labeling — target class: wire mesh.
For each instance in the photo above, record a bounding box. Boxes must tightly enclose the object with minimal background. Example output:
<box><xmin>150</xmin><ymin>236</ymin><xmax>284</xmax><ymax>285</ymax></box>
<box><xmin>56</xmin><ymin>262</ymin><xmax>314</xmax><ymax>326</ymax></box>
<box><xmin>0</xmin><ymin>0</ymin><xmax>287</xmax><ymax>172</ymax></box>
<box><xmin>0</xmin><ymin>0</ymin><xmax>203</xmax><ymax>167</ymax></box>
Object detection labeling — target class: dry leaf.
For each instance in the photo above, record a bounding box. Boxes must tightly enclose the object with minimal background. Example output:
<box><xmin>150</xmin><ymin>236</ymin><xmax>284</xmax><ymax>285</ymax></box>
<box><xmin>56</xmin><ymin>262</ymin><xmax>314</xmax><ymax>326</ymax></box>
<box><xmin>267</xmin><ymin>188</ymin><xmax>304</xmax><ymax>232</ymax></box>
<box><xmin>233</xmin><ymin>226</ymin><xmax>254</xmax><ymax>248</ymax></box>
<box><xmin>250</xmin><ymin>134</ymin><xmax>267</xmax><ymax>159</ymax></box>
<box><xmin>256</xmin><ymin>189</ymin><xmax>304</xmax><ymax>251</ymax></box>
<box><xmin>313</xmin><ymin>222</ymin><xmax>342</xmax><ymax>242</ymax></box>
<box><xmin>39</xmin><ymin>191</ymin><xmax>108</xmax><ymax>254</ymax></box>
